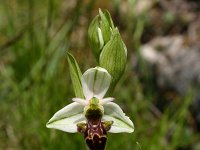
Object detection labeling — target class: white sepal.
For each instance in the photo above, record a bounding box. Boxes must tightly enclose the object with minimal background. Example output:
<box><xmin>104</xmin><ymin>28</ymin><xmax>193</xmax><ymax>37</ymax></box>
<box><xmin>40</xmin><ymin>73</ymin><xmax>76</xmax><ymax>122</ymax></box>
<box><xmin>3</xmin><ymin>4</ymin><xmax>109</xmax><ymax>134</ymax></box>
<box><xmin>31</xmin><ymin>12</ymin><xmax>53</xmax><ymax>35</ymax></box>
<box><xmin>82</xmin><ymin>67</ymin><xmax>111</xmax><ymax>100</ymax></box>
<box><xmin>46</xmin><ymin>102</ymin><xmax>85</xmax><ymax>133</ymax></box>
<box><xmin>103</xmin><ymin>102</ymin><xmax>134</xmax><ymax>133</ymax></box>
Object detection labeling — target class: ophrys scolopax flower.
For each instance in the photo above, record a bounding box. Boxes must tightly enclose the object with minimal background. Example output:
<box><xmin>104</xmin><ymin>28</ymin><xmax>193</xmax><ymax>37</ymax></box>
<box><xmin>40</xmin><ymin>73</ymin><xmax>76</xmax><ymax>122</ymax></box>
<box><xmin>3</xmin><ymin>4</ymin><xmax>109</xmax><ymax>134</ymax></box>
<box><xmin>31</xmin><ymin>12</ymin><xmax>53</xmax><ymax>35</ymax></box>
<box><xmin>46</xmin><ymin>67</ymin><xmax>134</xmax><ymax>150</ymax></box>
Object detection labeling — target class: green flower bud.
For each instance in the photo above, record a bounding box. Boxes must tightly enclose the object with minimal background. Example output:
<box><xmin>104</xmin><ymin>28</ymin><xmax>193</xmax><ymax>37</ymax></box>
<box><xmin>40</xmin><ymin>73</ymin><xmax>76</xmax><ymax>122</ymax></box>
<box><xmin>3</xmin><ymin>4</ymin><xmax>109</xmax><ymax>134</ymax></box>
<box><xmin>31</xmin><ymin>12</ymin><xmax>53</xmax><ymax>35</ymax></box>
<box><xmin>99</xmin><ymin>28</ymin><xmax>127</xmax><ymax>92</ymax></box>
<box><xmin>88</xmin><ymin>15</ymin><xmax>101</xmax><ymax>60</ymax></box>
<box><xmin>88</xmin><ymin>9</ymin><xmax>114</xmax><ymax>61</ymax></box>
<box><xmin>98</xmin><ymin>9</ymin><xmax>114</xmax><ymax>43</ymax></box>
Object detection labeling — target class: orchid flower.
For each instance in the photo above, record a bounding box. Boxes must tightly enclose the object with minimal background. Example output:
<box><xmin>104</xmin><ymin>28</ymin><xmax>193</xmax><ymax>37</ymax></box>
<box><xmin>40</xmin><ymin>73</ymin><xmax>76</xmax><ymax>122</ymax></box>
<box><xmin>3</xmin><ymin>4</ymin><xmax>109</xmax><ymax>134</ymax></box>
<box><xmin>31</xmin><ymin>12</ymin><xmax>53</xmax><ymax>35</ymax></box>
<box><xmin>46</xmin><ymin>67</ymin><xmax>134</xmax><ymax>149</ymax></box>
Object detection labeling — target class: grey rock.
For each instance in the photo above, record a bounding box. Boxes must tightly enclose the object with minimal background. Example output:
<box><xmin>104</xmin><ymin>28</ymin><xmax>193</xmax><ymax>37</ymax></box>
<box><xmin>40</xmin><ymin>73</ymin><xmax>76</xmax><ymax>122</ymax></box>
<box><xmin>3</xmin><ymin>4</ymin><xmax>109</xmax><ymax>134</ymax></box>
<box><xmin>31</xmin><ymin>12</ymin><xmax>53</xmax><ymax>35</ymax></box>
<box><xmin>140</xmin><ymin>36</ymin><xmax>200</xmax><ymax>95</ymax></box>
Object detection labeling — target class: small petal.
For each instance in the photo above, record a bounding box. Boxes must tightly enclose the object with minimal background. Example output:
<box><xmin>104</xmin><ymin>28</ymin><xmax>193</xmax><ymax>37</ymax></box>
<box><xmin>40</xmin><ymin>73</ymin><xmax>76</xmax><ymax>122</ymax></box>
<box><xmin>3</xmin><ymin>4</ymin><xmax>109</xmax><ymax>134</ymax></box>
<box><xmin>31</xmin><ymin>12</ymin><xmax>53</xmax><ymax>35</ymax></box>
<box><xmin>82</xmin><ymin>67</ymin><xmax>111</xmax><ymax>100</ymax></box>
<box><xmin>72</xmin><ymin>98</ymin><xmax>88</xmax><ymax>106</ymax></box>
<box><xmin>46</xmin><ymin>102</ymin><xmax>85</xmax><ymax>133</ymax></box>
<box><xmin>100</xmin><ymin>97</ymin><xmax>115</xmax><ymax>105</ymax></box>
<box><xmin>102</xmin><ymin>102</ymin><xmax>134</xmax><ymax>133</ymax></box>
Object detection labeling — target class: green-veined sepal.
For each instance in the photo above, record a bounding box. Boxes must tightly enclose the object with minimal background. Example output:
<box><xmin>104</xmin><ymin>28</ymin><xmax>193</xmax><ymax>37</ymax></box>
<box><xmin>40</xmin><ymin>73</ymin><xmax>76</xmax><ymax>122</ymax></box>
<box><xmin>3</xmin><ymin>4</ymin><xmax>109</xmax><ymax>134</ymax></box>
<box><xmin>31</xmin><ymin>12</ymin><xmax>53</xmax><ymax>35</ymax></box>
<box><xmin>46</xmin><ymin>102</ymin><xmax>85</xmax><ymax>133</ymax></box>
<box><xmin>103</xmin><ymin>102</ymin><xmax>134</xmax><ymax>133</ymax></box>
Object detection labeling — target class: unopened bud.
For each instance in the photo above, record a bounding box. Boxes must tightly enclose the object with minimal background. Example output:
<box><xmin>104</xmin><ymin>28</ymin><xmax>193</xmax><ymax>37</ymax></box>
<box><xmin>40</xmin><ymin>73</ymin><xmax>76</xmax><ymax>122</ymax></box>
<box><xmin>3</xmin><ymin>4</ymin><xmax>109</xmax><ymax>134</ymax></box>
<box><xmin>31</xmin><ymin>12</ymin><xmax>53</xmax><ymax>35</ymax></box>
<box><xmin>88</xmin><ymin>9</ymin><xmax>114</xmax><ymax>61</ymax></box>
<box><xmin>99</xmin><ymin>28</ymin><xmax>127</xmax><ymax>92</ymax></box>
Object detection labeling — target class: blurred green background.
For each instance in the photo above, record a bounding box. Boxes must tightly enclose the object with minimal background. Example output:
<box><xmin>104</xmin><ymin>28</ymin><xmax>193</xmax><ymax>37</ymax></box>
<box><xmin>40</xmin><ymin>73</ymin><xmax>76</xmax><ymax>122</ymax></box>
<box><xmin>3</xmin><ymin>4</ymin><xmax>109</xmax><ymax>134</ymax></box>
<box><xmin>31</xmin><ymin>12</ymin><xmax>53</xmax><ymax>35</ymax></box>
<box><xmin>1</xmin><ymin>0</ymin><xmax>200</xmax><ymax>149</ymax></box>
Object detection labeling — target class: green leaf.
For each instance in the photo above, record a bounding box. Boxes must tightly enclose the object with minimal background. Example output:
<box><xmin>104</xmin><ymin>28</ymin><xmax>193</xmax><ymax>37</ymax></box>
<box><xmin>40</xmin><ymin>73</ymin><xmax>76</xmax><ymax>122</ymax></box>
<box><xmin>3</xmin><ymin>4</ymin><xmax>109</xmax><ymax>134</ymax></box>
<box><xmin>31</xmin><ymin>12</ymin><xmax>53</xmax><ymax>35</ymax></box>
<box><xmin>99</xmin><ymin>28</ymin><xmax>127</xmax><ymax>92</ymax></box>
<box><xmin>67</xmin><ymin>52</ymin><xmax>84</xmax><ymax>98</ymax></box>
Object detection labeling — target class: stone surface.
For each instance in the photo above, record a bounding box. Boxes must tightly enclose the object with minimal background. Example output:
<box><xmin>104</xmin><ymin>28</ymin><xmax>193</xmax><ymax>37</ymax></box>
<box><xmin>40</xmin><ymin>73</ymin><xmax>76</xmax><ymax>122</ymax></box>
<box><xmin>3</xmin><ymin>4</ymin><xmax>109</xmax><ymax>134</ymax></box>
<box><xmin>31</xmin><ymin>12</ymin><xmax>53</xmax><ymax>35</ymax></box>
<box><xmin>136</xmin><ymin>35</ymin><xmax>200</xmax><ymax>130</ymax></box>
<box><xmin>140</xmin><ymin>36</ymin><xmax>200</xmax><ymax>95</ymax></box>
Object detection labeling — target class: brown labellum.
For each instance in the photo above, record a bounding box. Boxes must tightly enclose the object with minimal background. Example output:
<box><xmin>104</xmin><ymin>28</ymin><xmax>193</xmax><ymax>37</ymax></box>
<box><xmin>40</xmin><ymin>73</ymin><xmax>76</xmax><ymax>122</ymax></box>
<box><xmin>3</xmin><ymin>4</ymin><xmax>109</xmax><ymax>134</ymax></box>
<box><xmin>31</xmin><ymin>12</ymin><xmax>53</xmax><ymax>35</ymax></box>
<box><xmin>85</xmin><ymin>119</ymin><xmax>108</xmax><ymax>150</ymax></box>
<box><xmin>77</xmin><ymin>105</ymin><xmax>113</xmax><ymax>150</ymax></box>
